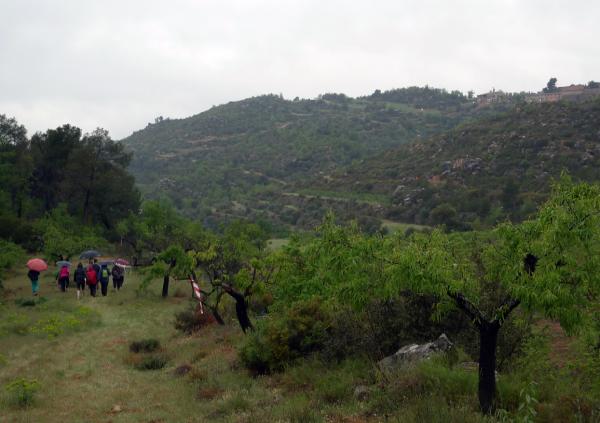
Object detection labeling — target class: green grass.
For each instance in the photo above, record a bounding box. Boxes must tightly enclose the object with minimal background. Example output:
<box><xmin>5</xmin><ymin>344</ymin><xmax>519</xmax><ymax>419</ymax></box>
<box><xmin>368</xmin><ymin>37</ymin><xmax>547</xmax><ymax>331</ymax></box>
<box><xmin>267</xmin><ymin>238</ymin><xmax>289</xmax><ymax>251</ymax></box>
<box><xmin>381</xmin><ymin>219</ymin><xmax>430</xmax><ymax>234</ymax></box>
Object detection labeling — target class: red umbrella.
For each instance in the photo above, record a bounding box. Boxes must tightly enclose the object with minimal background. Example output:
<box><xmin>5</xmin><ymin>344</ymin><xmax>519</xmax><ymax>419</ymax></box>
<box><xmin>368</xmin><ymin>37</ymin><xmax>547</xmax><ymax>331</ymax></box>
<box><xmin>115</xmin><ymin>258</ymin><xmax>130</xmax><ymax>267</ymax></box>
<box><xmin>27</xmin><ymin>258</ymin><xmax>48</xmax><ymax>272</ymax></box>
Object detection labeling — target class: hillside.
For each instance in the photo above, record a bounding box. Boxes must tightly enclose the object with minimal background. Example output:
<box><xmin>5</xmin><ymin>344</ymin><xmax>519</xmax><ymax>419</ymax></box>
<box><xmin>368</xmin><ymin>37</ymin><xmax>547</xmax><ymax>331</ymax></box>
<box><xmin>122</xmin><ymin>88</ymin><xmax>482</xmax><ymax>229</ymax></box>
<box><xmin>309</xmin><ymin>99</ymin><xmax>600</xmax><ymax>229</ymax></box>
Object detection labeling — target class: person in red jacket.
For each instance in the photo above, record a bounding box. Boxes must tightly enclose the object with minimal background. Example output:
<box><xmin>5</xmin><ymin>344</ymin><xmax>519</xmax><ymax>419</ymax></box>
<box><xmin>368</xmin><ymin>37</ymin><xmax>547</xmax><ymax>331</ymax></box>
<box><xmin>86</xmin><ymin>264</ymin><xmax>98</xmax><ymax>297</ymax></box>
<box><xmin>57</xmin><ymin>265</ymin><xmax>70</xmax><ymax>292</ymax></box>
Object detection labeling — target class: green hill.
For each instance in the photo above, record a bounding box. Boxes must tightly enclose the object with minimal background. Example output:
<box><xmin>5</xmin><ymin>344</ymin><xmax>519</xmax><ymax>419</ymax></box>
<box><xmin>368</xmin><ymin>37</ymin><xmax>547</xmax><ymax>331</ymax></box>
<box><xmin>122</xmin><ymin>88</ymin><xmax>480</xmax><ymax>229</ymax></box>
<box><xmin>309</xmin><ymin>99</ymin><xmax>600</xmax><ymax>229</ymax></box>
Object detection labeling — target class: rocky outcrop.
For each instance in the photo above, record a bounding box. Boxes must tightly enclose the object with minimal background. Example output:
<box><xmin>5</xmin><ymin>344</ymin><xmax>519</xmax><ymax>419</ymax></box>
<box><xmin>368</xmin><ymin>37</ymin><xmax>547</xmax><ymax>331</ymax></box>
<box><xmin>378</xmin><ymin>334</ymin><xmax>453</xmax><ymax>373</ymax></box>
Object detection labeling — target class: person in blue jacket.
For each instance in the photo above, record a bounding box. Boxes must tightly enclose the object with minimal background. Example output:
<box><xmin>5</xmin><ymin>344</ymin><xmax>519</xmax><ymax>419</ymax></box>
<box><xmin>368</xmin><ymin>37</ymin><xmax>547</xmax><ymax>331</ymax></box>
<box><xmin>99</xmin><ymin>264</ymin><xmax>110</xmax><ymax>296</ymax></box>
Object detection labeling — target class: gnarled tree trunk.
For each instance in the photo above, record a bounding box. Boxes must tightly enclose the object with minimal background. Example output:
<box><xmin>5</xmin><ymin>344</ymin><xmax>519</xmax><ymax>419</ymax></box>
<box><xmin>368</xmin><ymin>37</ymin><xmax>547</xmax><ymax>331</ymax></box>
<box><xmin>478</xmin><ymin>321</ymin><xmax>500</xmax><ymax>414</ymax></box>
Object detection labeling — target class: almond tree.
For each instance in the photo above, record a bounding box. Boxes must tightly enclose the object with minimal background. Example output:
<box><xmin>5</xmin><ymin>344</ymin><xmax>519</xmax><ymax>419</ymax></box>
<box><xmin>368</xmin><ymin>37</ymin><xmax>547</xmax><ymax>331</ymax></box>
<box><xmin>273</xmin><ymin>177</ymin><xmax>600</xmax><ymax>414</ymax></box>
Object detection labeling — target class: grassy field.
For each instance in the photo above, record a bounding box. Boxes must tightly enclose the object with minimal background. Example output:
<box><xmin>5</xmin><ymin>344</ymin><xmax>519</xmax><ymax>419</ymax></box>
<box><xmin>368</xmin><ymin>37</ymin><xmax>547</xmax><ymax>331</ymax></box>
<box><xmin>0</xmin><ymin>266</ymin><xmax>243</xmax><ymax>422</ymax></box>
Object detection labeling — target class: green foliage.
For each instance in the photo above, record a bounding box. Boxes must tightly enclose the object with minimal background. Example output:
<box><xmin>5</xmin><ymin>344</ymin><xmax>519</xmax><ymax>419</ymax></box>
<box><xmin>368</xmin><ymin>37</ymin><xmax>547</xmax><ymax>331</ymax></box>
<box><xmin>266</xmin><ymin>179</ymin><xmax>600</xmax><ymax>414</ymax></box>
<box><xmin>239</xmin><ymin>298</ymin><xmax>332</xmax><ymax>373</ymax></box>
<box><xmin>35</xmin><ymin>205</ymin><xmax>108</xmax><ymax>261</ymax></box>
<box><xmin>127</xmin><ymin>337</ymin><xmax>168</xmax><ymax>370</ymax></box>
<box><xmin>133</xmin><ymin>354</ymin><xmax>169</xmax><ymax>370</ymax></box>
<box><xmin>516</xmin><ymin>381</ymin><xmax>538</xmax><ymax>423</ymax></box>
<box><xmin>543</xmin><ymin>77</ymin><xmax>558</xmax><ymax>93</ymax></box>
<box><xmin>0</xmin><ymin>116</ymin><xmax>140</xmax><ymax>249</ymax></box>
<box><xmin>0</xmin><ymin>304</ymin><xmax>99</xmax><ymax>339</ymax></box>
<box><xmin>0</xmin><ymin>240</ymin><xmax>25</xmax><ymax>289</ymax></box>
<box><xmin>4</xmin><ymin>378</ymin><xmax>40</xmax><ymax>408</ymax></box>
<box><xmin>0</xmin><ymin>215</ymin><xmax>38</xmax><ymax>250</ymax></box>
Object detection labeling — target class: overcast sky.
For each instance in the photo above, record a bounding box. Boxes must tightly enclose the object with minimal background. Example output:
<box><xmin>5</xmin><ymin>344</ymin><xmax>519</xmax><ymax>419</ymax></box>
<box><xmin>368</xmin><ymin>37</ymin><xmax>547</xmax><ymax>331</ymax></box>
<box><xmin>1</xmin><ymin>0</ymin><xmax>599</xmax><ymax>139</ymax></box>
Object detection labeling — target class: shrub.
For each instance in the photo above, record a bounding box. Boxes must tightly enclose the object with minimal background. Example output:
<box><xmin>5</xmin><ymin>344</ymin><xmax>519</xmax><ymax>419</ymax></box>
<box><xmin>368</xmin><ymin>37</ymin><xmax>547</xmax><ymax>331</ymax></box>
<box><xmin>134</xmin><ymin>354</ymin><xmax>168</xmax><ymax>370</ymax></box>
<box><xmin>323</xmin><ymin>295</ymin><xmax>477</xmax><ymax>362</ymax></box>
<box><xmin>0</xmin><ymin>240</ymin><xmax>25</xmax><ymax>289</ymax></box>
<box><xmin>240</xmin><ymin>298</ymin><xmax>332</xmax><ymax>373</ymax></box>
<box><xmin>174</xmin><ymin>303</ymin><xmax>217</xmax><ymax>334</ymax></box>
<box><xmin>129</xmin><ymin>338</ymin><xmax>160</xmax><ymax>353</ymax></box>
<box><xmin>4</xmin><ymin>378</ymin><xmax>40</xmax><ymax>408</ymax></box>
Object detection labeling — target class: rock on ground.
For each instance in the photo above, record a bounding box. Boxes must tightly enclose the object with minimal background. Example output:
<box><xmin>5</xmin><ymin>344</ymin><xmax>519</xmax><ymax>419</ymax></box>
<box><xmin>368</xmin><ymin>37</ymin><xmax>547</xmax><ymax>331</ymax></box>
<box><xmin>378</xmin><ymin>333</ymin><xmax>453</xmax><ymax>373</ymax></box>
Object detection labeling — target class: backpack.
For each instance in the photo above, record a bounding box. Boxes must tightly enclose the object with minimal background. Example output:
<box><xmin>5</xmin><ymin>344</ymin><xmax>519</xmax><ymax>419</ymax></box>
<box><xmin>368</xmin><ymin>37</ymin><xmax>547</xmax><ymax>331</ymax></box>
<box><xmin>86</xmin><ymin>268</ymin><xmax>97</xmax><ymax>285</ymax></box>
<box><xmin>112</xmin><ymin>266</ymin><xmax>122</xmax><ymax>278</ymax></box>
<box><xmin>101</xmin><ymin>268</ymin><xmax>109</xmax><ymax>279</ymax></box>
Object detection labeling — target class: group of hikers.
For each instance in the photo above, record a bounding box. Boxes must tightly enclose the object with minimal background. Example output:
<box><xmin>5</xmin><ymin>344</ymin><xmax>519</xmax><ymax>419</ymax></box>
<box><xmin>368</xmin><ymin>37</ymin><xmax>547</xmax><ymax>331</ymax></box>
<box><xmin>27</xmin><ymin>259</ymin><xmax>126</xmax><ymax>299</ymax></box>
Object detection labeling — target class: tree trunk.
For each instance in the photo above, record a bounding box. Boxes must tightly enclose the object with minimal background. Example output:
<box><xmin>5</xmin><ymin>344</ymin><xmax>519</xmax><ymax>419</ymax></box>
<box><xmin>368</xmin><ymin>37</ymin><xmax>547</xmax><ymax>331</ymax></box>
<box><xmin>478</xmin><ymin>322</ymin><xmax>500</xmax><ymax>414</ymax></box>
<box><xmin>225</xmin><ymin>288</ymin><xmax>254</xmax><ymax>333</ymax></box>
<box><xmin>162</xmin><ymin>275</ymin><xmax>169</xmax><ymax>297</ymax></box>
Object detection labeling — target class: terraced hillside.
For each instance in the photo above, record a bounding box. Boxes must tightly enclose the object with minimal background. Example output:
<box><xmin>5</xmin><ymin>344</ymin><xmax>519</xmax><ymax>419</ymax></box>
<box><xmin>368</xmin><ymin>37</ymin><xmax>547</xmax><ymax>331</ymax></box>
<box><xmin>122</xmin><ymin>88</ymin><xmax>479</xmax><ymax>230</ymax></box>
<box><xmin>309</xmin><ymin>99</ymin><xmax>600</xmax><ymax>229</ymax></box>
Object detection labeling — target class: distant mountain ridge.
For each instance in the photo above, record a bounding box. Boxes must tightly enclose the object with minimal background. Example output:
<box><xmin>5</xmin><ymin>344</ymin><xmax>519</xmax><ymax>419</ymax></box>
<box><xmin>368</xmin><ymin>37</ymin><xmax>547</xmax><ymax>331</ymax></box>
<box><xmin>308</xmin><ymin>99</ymin><xmax>600</xmax><ymax>229</ymax></box>
<box><xmin>123</xmin><ymin>88</ymin><xmax>599</xmax><ymax>233</ymax></box>
<box><xmin>122</xmin><ymin>87</ymin><xmax>481</xmax><ymax>230</ymax></box>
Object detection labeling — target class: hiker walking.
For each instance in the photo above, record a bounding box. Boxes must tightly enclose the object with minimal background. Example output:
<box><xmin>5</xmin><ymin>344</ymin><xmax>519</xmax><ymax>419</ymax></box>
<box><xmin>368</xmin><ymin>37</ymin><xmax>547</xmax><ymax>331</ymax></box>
<box><xmin>92</xmin><ymin>259</ymin><xmax>101</xmax><ymax>281</ymax></box>
<box><xmin>86</xmin><ymin>264</ymin><xmax>98</xmax><ymax>297</ymax></box>
<box><xmin>111</xmin><ymin>265</ymin><xmax>124</xmax><ymax>291</ymax></box>
<box><xmin>99</xmin><ymin>264</ymin><xmax>110</xmax><ymax>296</ymax></box>
<box><xmin>27</xmin><ymin>269</ymin><xmax>40</xmax><ymax>296</ymax></box>
<box><xmin>57</xmin><ymin>265</ymin><xmax>70</xmax><ymax>292</ymax></box>
<box><xmin>74</xmin><ymin>263</ymin><xmax>86</xmax><ymax>300</ymax></box>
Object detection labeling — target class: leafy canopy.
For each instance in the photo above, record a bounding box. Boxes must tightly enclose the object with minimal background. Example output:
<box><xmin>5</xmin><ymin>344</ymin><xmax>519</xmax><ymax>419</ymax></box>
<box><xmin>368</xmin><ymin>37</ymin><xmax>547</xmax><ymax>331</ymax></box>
<box><xmin>272</xmin><ymin>177</ymin><xmax>600</xmax><ymax>332</ymax></box>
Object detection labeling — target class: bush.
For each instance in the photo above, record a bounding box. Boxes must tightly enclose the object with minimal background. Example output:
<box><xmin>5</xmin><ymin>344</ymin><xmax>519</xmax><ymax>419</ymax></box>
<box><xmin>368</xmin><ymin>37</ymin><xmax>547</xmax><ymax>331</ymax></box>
<box><xmin>134</xmin><ymin>354</ymin><xmax>168</xmax><ymax>370</ymax></box>
<box><xmin>0</xmin><ymin>240</ymin><xmax>25</xmax><ymax>289</ymax></box>
<box><xmin>174</xmin><ymin>303</ymin><xmax>217</xmax><ymax>334</ymax></box>
<box><xmin>240</xmin><ymin>298</ymin><xmax>332</xmax><ymax>373</ymax></box>
<box><xmin>129</xmin><ymin>338</ymin><xmax>160</xmax><ymax>353</ymax></box>
<box><xmin>322</xmin><ymin>294</ymin><xmax>530</xmax><ymax>369</ymax></box>
<box><xmin>323</xmin><ymin>295</ymin><xmax>477</xmax><ymax>362</ymax></box>
<box><xmin>0</xmin><ymin>216</ymin><xmax>39</xmax><ymax>251</ymax></box>
<box><xmin>4</xmin><ymin>378</ymin><xmax>40</xmax><ymax>408</ymax></box>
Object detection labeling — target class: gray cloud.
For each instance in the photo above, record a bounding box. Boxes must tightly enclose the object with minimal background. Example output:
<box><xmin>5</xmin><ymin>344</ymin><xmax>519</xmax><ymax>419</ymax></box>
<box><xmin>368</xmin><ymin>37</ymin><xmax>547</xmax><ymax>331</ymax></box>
<box><xmin>1</xmin><ymin>0</ymin><xmax>598</xmax><ymax>138</ymax></box>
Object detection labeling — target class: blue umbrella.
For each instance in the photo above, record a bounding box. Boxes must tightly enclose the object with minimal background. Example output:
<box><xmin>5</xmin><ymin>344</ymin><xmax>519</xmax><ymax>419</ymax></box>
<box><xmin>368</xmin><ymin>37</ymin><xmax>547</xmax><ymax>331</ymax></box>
<box><xmin>79</xmin><ymin>250</ymin><xmax>101</xmax><ymax>259</ymax></box>
<box><xmin>56</xmin><ymin>260</ymin><xmax>71</xmax><ymax>267</ymax></box>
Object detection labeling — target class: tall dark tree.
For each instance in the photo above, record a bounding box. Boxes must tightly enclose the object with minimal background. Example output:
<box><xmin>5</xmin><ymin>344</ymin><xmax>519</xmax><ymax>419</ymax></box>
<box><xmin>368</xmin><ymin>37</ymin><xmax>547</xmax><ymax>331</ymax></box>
<box><xmin>0</xmin><ymin>115</ymin><xmax>31</xmax><ymax>217</ymax></box>
<box><xmin>30</xmin><ymin>125</ymin><xmax>81</xmax><ymax>212</ymax></box>
<box><xmin>63</xmin><ymin>128</ymin><xmax>140</xmax><ymax>228</ymax></box>
<box><xmin>543</xmin><ymin>77</ymin><xmax>558</xmax><ymax>93</ymax></box>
